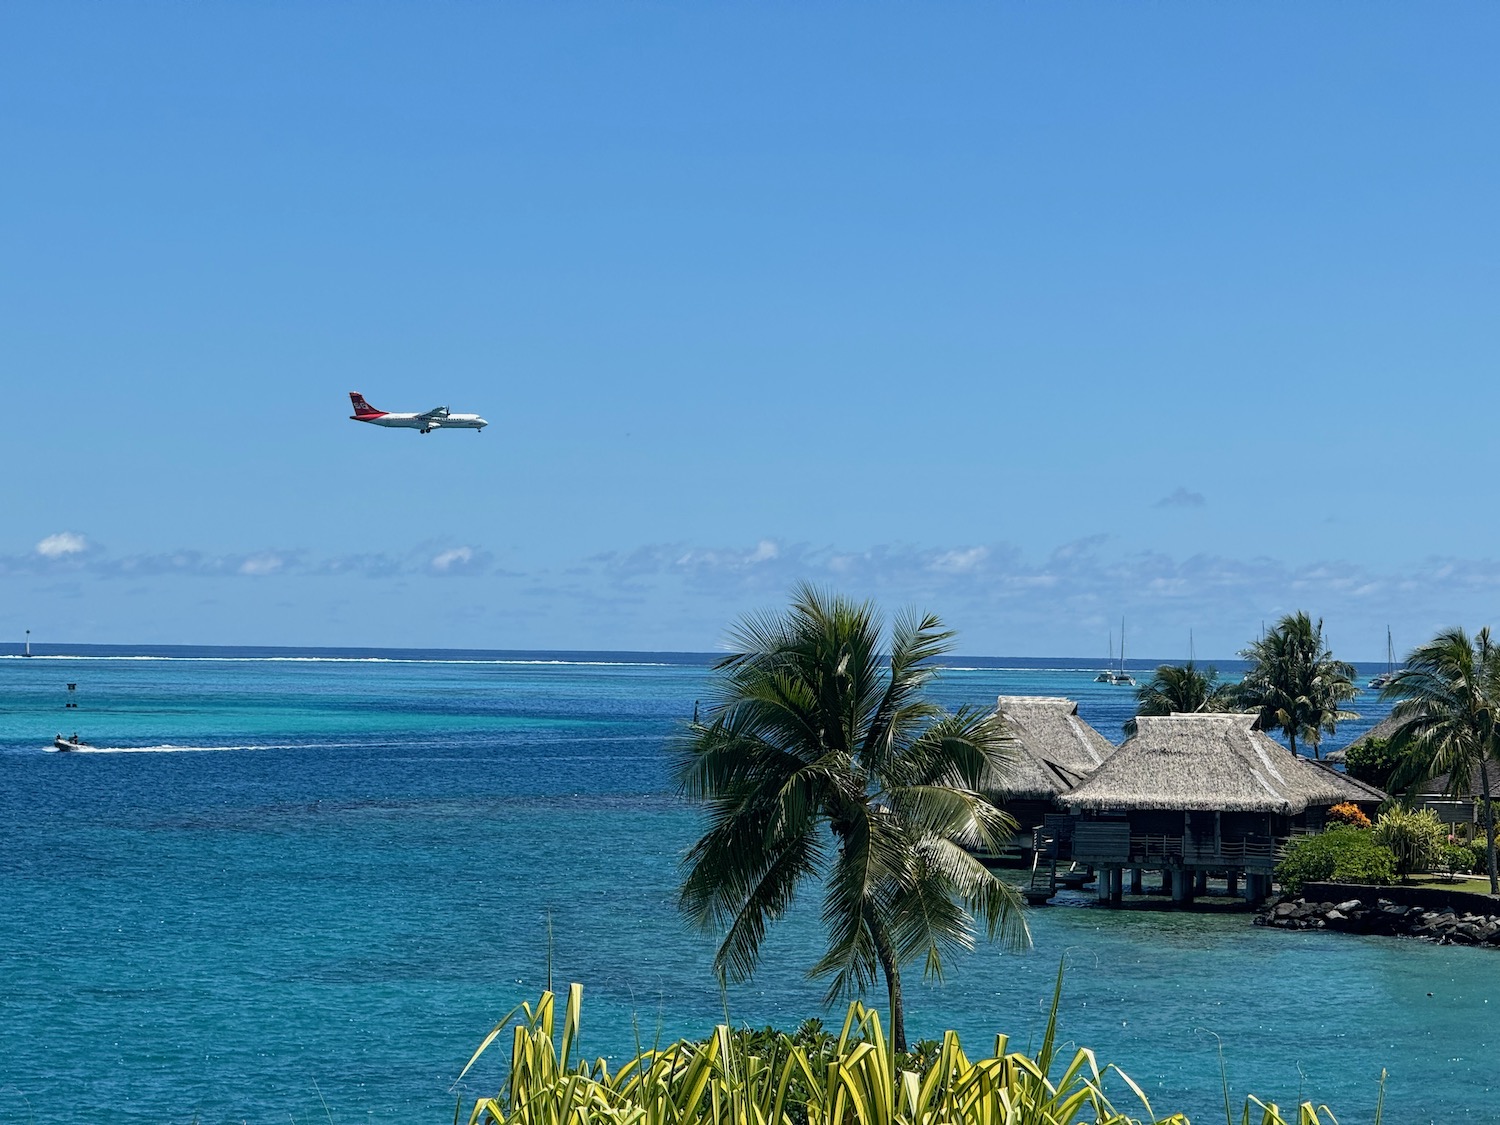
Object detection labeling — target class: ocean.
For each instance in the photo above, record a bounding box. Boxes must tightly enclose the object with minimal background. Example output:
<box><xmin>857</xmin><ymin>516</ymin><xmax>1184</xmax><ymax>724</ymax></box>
<box><xmin>0</xmin><ymin>649</ymin><xmax>1493</xmax><ymax>1124</ymax></box>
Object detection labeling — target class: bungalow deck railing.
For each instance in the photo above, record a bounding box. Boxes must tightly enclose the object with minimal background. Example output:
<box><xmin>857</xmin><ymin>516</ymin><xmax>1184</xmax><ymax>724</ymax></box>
<box><xmin>1121</xmin><ymin>833</ymin><xmax>1285</xmax><ymax>867</ymax></box>
<box><xmin>1077</xmin><ymin>826</ymin><xmax>1292</xmax><ymax>869</ymax></box>
<box><xmin>1216</xmin><ymin>836</ymin><xmax>1280</xmax><ymax>863</ymax></box>
<box><xmin>1128</xmin><ymin>834</ymin><xmax>1183</xmax><ymax>860</ymax></box>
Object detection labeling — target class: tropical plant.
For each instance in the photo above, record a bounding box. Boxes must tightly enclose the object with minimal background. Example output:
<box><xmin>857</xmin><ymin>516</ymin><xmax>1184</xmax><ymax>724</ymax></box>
<box><xmin>454</xmin><ymin>976</ymin><xmax>1359</xmax><ymax>1125</ymax></box>
<box><xmin>1123</xmin><ymin>661</ymin><xmax>1237</xmax><ymax>735</ymax></box>
<box><xmin>1234</xmin><ymin>612</ymin><xmax>1358</xmax><ymax>758</ymax></box>
<box><xmin>1371</xmin><ymin>807</ymin><xmax>1446</xmax><ymax>881</ymax></box>
<box><xmin>1380</xmin><ymin>626</ymin><xmax>1500</xmax><ymax>894</ymax></box>
<box><xmin>1275</xmin><ymin>825</ymin><xmax>1395</xmax><ymax>892</ymax></box>
<box><xmin>1327</xmin><ymin>802</ymin><xmax>1372</xmax><ymax>829</ymax></box>
<box><xmin>1342</xmin><ymin>736</ymin><xmax>1403</xmax><ymax>791</ymax></box>
<box><xmin>674</xmin><ymin>585</ymin><xmax>1028</xmax><ymax>1051</ymax></box>
<box><xmin>1436</xmin><ymin>844</ymin><xmax>1473</xmax><ymax>881</ymax></box>
<box><xmin>1467</xmin><ymin>836</ymin><xmax>1493</xmax><ymax>876</ymax></box>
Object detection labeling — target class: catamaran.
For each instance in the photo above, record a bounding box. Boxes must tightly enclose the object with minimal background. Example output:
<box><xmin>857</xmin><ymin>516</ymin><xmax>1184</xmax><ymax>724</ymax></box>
<box><xmin>1094</xmin><ymin>621</ymin><xmax>1136</xmax><ymax>686</ymax></box>
<box><xmin>1368</xmin><ymin>627</ymin><xmax>1397</xmax><ymax>690</ymax></box>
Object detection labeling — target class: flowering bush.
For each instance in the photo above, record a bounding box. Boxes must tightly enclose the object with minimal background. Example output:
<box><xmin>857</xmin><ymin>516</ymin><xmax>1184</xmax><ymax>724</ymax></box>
<box><xmin>1327</xmin><ymin>802</ymin><xmax>1371</xmax><ymax>829</ymax></box>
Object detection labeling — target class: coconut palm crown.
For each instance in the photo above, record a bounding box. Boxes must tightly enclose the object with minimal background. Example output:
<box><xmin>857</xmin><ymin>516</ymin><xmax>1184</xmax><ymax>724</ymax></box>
<box><xmin>1380</xmin><ymin>626</ymin><xmax>1500</xmax><ymax>895</ymax></box>
<box><xmin>1234</xmin><ymin>612</ymin><xmax>1358</xmax><ymax>758</ymax></box>
<box><xmin>1125</xmin><ymin>661</ymin><xmax>1236</xmax><ymax>736</ymax></box>
<box><xmin>674</xmin><ymin>584</ymin><xmax>1029</xmax><ymax>1051</ymax></box>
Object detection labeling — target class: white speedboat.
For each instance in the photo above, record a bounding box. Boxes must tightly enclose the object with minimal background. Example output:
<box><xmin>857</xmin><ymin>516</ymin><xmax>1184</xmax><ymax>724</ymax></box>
<box><xmin>53</xmin><ymin>735</ymin><xmax>89</xmax><ymax>752</ymax></box>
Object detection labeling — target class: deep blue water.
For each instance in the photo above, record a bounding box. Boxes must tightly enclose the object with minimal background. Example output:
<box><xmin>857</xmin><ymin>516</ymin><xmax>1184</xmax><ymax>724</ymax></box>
<box><xmin>0</xmin><ymin>650</ymin><xmax>1492</xmax><ymax>1124</ymax></box>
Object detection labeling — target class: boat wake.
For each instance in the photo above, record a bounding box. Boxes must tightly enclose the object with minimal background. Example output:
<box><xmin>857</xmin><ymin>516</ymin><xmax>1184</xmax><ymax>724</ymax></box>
<box><xmin>46</xmin><ymin>742</ymin><xmax>310</xmax><ymax>754</ymax></box>
<box><xmin>6</xmin><ymin>654</ymin><xmax>678</xmax><ymax>667</ymax></box>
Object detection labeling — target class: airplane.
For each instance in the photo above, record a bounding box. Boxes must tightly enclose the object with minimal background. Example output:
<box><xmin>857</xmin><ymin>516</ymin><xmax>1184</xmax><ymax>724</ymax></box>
<box><xmin>348</xmin><ymin>392</ymin><xmax>487</xmax><ymax>434</ymax></box>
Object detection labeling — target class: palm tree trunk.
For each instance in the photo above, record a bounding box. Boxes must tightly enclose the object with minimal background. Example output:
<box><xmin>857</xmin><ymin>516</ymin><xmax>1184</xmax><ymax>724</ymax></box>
<box><xmin>1288</xmin><ymin>729</ymin><xmax>1297</xmax><ymax>757</ymax></box>
<box><xmin>865</xmin><ymin>904</ymin><xmax>906</xmax><ymax>1052</ymax></box>
<box><xmin>1480</xmin><ymin>760</ymin><xmax>1498</xmax><ymax>896</ymax></box>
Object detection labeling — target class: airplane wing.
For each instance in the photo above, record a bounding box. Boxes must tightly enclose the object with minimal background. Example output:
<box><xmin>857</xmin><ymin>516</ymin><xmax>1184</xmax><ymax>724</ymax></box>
<box><xmin>418</xmin><ymin>406</ymin><xmax>450</xmax><ymax>420</ymax></box>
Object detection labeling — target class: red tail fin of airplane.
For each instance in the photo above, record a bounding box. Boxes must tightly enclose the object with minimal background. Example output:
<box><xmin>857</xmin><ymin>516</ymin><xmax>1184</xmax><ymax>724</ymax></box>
<box><xmin>349</xmin><ymin>392</ymin><xmax>383</xmax><ymax>417</ymax></box>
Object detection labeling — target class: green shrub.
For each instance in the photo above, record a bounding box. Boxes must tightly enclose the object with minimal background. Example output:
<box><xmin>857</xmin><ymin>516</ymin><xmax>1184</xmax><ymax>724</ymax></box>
<box><xmin>1275</xmin><ymin>826</ymin><xmax>1396</xmax><ymax>893</ymax></box>
<box><xmin>1343</xmin><ymin>736</ymin><xmax>1403</xmax><ymax>791</ymax></box>
<box><xmin>1372</xmin><ymin>807</ymin><xmax>1446</xmax><ymax>880</ymax></box>
<box><xmin>1436</xmin><ymin>844</ymin><xmax>1472</xmax><ymax>880</ymax></box>
<box><xmin>1468</xmin><ymin>836</ymin><xmax>1494</xmax><ymax>876</ymax></box>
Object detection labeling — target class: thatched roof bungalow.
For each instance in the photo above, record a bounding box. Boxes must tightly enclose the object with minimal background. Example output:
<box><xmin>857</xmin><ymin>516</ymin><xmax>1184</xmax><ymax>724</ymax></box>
<box><xmin>1057</xmin><ymin>713</ymin><xmax>1388</xmax><ymax>903</ymax></box>
<box><xmin>985</xmin><ymin>697</ymin><xmax>1114</xmax><ymax>839</ymax></box>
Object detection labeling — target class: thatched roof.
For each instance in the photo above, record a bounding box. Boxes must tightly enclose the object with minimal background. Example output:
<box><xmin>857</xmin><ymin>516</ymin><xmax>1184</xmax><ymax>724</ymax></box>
<box><xmin>983</xmin><ymin>696</ymin><xmax>1114</xmax><ymax>801</ymax></box>
<box><xmin>1425</xmin><ymin>763</ymin><xmax>1500</xmax><ymax>800</ymax></box>
<box><xmin>996</xmin><ymin>696</ymin><xmax>1114</xmax><ymax>773</ymax></box>
<box><xmin>1330</xmin><ymin>714</ymin><xmax>1496</xmax><ymax>798</ymax></box>
<box><xmin>1332</xmin><ymin>714</ymin><xmax>1403</xmax><ymax>757</ymax></box>
<box><xmin>1059</xmin><ymin>713</ymin><xmax>1358</xmax><ymax>814</ymax></box>
<box><xmin>1304</xmin><ymin>759</ymin><xmax>1389</xmax><ymax>805</ymax></box>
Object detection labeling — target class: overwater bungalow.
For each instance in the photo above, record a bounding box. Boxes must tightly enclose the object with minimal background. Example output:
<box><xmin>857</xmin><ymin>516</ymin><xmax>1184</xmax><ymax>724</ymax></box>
<box><xmin>984</xmin><ymin>696</ymin><xmax>1114</xmax><ymax>847</ymax></box>
<box><xmin>1057</xmin><ymin>713</ymin><xmax>1386</xmax><ymax>905</ymax></box>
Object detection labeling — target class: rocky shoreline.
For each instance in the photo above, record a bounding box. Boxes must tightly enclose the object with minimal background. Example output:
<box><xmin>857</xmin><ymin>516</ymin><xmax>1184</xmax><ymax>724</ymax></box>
<box><xmin>1256</xmin><ymin>893</ymin><xmax>1500</xmax><ymax>946</ymax></box>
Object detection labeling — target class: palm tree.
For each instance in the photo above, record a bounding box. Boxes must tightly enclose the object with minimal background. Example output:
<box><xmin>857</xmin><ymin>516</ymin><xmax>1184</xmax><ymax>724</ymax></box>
<box><xmin>1125</xmin><ymin>661</ymin><xmax>1236</xmax><ymax>735</ymax></box>
<box><xmin>1234</xmin><ymin>612</ymin><xmax>1358</xmax><ymax>758</ymax></box>
<box><xmin>674</xmin><ymin>584</ymin><xmax>1029</xmax><ymax>1051</ymax></box>
<box><xmin>1380</xmin><ymin>627</ymin><xmax>1500</xmax><ymax>895</ymax></box>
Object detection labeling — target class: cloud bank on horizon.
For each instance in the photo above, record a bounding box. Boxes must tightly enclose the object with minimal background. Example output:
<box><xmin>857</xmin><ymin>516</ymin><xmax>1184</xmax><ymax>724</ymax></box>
<box><xmin>7</xmin><ymin>530</ymin><xmax>1497</xmax><ymax>661</ymax></box>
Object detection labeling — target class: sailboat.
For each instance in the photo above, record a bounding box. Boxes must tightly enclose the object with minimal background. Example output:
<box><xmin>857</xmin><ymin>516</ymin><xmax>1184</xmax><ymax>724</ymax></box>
<box><xmin>1094</xmin><ymin>629</ymin><xmax>1114</xmax><ymax>682</ymax></box>
<box><xmin>1368</xmin><ymin>627</ymin><xmax>1397</xmax><ymax>690</ymax></box>
<box><xmin>1095</xmin><ymin>621</ymin><xmax>1136</xmax><ymax>686</ymax></box>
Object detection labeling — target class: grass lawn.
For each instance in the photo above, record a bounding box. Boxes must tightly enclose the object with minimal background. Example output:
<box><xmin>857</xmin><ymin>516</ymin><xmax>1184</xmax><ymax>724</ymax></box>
<box><xmin>1406</xmin><ymin>873</ymin><xmax>1497</xmax><ymax>895</ymax></box>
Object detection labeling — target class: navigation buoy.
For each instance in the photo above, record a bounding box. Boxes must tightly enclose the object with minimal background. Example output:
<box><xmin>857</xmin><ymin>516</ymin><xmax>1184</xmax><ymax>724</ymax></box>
<box><xmin>66</xmin><ymin>682</ymin><xmax>77</xmax><ymax>709</ymax></box>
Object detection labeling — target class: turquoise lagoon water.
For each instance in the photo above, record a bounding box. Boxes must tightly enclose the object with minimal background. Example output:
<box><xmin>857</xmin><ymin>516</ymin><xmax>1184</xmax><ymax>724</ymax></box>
<box><xmin>0</xmin><ymin>650</ymin><xmax>1494</xmax><ymax>1124</ymax></box>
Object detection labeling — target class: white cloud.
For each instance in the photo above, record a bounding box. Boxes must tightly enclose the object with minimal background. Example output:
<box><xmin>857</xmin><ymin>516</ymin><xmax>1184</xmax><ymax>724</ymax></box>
<box><xmin>238</xmin><ymin>554</ymin><xmax>284</xmax><ymax>576</ymax></box>
<box><xmin>432</xmin><ymin>547</ymin><xmax>475</xmax><ymax>572</ymax></box>
<box><xmin>36</xmin><ymin>532</ymin><xmax>88</xmax><ymax>557</ymax></box>
<box><xmin>930</xmin><ymin>546</ymin><xmax>988</xmax><ymax>574</ymax></box>
<box><xmin>1154</xmin><ymin>486</ymin><xmax>1207</xmax><ymax>509</ymax></box>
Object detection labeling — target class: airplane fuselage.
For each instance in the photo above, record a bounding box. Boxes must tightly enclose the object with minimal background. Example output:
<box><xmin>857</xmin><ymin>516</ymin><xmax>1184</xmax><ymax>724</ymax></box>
<box><xmin>353</xmin><ymin>411</ymin><xmax>487</xmax><ymax>431</ymax></box>
<box><xmin>348</xmin><ymin>393</ymin><xmax>487</xmax><ymax>434</ymax></box>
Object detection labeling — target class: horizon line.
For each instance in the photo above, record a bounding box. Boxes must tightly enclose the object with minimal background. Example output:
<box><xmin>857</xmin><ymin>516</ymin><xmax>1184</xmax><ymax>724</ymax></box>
<box><xmin>0</xmin><ymin>641</ymin><xmax>1397</xmax><ymax>667</ymax></box>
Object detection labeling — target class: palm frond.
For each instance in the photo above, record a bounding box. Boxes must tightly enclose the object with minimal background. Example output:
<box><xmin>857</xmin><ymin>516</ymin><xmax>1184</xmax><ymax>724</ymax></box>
<box><xmin>676</xmin><ymin>585</ymin><xmax>1030</xmax><ymax>1047</ymax></box>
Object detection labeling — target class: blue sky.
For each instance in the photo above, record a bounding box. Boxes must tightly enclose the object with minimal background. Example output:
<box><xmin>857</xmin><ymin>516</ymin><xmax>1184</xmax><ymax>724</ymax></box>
<box><xmin>4</xmin><ymin>3</ymin><xmax>1498</xmax><ymax>657</ymax></box>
